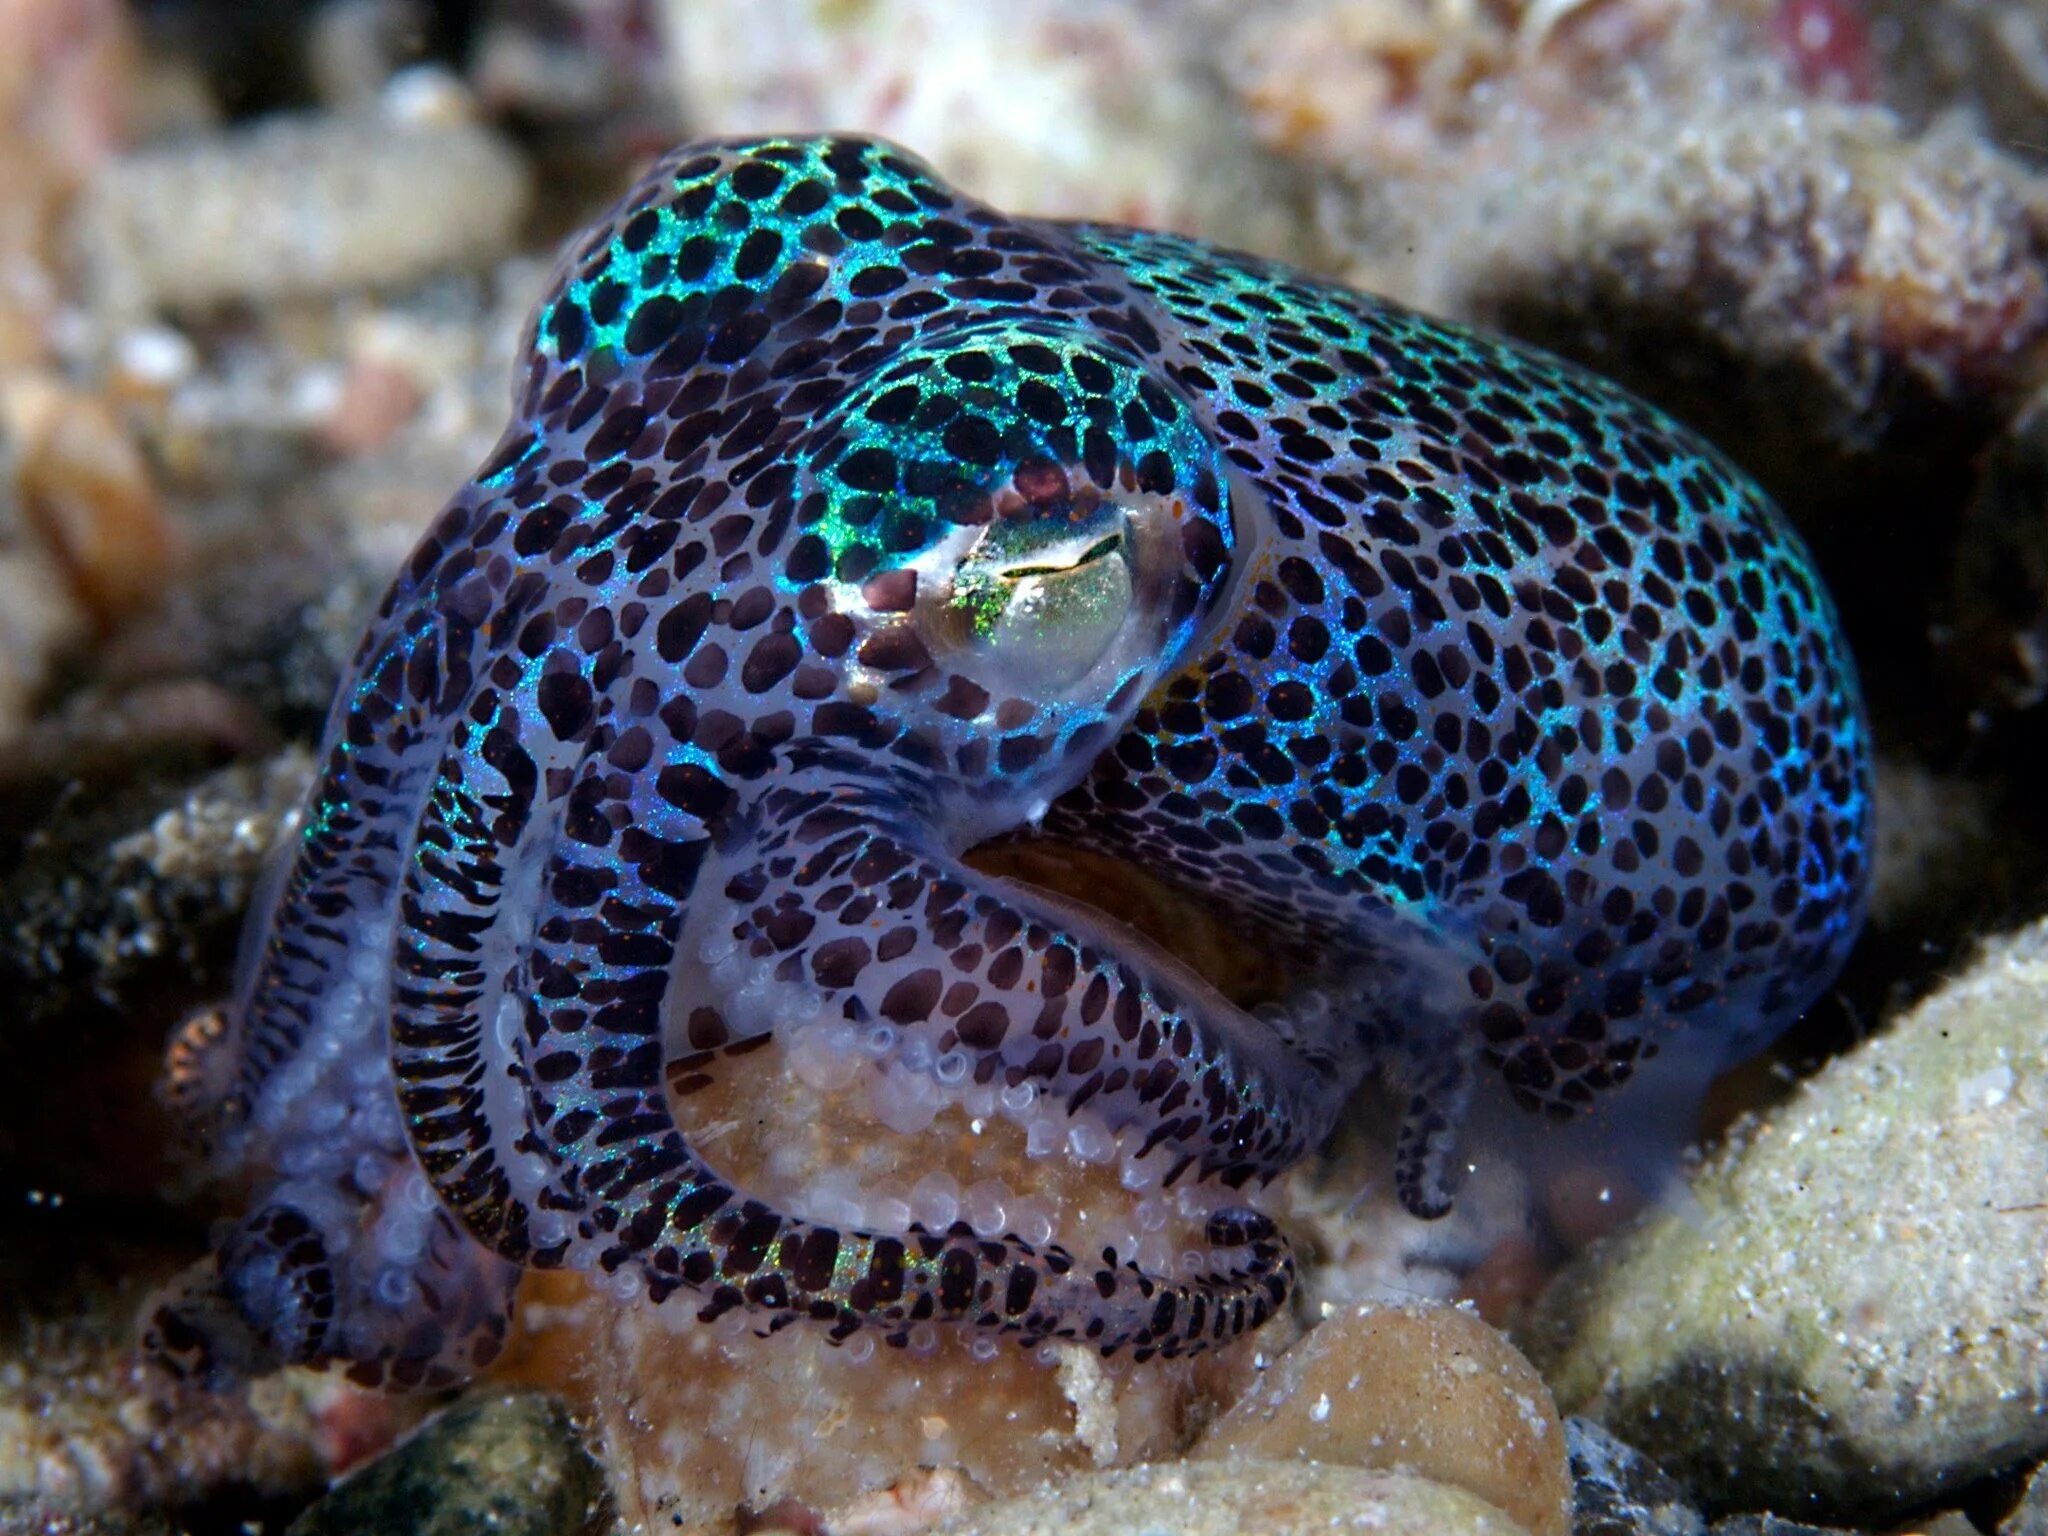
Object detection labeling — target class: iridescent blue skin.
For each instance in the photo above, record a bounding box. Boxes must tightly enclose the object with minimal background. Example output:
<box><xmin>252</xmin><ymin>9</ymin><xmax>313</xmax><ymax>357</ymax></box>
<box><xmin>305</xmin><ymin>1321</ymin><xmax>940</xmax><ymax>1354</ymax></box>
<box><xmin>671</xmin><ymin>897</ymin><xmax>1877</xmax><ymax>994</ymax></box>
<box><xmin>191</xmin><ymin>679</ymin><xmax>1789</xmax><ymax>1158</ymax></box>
<box><xmin>149</xmin><ymin>135</ymin><xmax>1869</xmax><ymax>1389</ymax></box>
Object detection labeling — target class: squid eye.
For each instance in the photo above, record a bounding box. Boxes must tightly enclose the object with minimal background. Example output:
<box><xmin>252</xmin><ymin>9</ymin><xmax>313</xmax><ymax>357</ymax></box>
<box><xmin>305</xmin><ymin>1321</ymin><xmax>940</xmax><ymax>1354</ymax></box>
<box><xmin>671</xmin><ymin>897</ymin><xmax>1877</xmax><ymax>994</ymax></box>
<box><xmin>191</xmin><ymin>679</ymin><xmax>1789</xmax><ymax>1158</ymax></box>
<box><xmin>941</xmin><ymin>516</ymin><xmax>1133</xmax><ymax>689</ymax></box>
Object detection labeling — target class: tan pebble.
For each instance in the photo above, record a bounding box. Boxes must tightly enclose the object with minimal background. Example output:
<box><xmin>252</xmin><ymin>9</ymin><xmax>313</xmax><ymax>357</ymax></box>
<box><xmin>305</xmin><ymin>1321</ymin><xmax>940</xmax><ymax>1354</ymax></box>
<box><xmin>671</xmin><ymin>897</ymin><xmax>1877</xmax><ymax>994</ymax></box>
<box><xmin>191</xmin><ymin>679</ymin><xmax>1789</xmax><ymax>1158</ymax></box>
<box><xmin>0</xmin><ymin>210</ymin><xmax>62</xmax><ymax>369</ymax></box>
<box><xmin>3</xmin><ymin>373</ymin><xmax>180</xmax><ymax>626</ymax></box>
<box><xmin>580</xmin><ymin>1224</ymin><xmax>1238</xmax><ymax>1532</ymax></box>
<box><xmin>1191</xmin><ymin>1300</ymin><xmax>1570</xmax><ymax>1536</ymax></box>
<box><xmin>378</xmin><ymin>64</ymin><xmax>483</xmax><ymax>129</ymax></box>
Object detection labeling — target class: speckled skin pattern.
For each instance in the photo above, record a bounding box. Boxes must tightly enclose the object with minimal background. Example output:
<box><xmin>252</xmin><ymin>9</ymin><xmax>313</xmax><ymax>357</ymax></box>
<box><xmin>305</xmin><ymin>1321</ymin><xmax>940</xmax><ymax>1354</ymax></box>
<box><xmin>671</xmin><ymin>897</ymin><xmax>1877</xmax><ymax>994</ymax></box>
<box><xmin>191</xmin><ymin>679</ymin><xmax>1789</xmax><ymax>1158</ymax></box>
<box><xmin>150</xmin><ymin>136</ymin><xmax>1868</xmax><ymax>1389</ymax></box>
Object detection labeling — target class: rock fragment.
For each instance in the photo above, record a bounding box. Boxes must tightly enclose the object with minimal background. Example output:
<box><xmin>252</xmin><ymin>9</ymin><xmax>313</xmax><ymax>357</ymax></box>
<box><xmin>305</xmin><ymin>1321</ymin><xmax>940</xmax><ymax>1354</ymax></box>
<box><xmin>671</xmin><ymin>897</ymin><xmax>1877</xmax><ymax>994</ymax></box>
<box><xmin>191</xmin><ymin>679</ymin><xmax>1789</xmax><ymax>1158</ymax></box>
<box><xmin>0</xmin><ymin>544</ymin><xmax>87</xmax><ymax>749</ymax></box>
<box><xmin>924</xmin><ymin>1458</ymin><xmax>1529</xmax><ymax>1536</ymax></box>
<box><xmin>74</xmin><ymin>112</ymin><xmax>530</xmax><ymax>315</ymax></box>
<box><xmin>285</xmin><ymin>1393</ymin><xmax>606</xmax><ymax>1536</ymax></box>
<box><xmin>1867</xmin><ymin>0</ymin><xmax>2048</xmax><ymax>145</ymax></box>
<box><xmin>1528</xmin><ymin>917</ymin><xmax>2048</xmax><ymax>1523</ymax></box>
<box><xmin>658</xmin><ymin>0</ymin><xmax>1319</xmax><ymax>265</ymax></box>
<box><xmin>0</xmin><ymin>1514</ymin><xmax>187</xmax><ymax>1536</ymax></box>
<box><xmin>1423</xmin><ymin>101</ymin><xmax>2048</xmax><ymax>456</ymax></box>
<box><xmin>1566</xmin><ymin>1418</ymin><xmax>1707</xmax><ymax>1536</ymax></box>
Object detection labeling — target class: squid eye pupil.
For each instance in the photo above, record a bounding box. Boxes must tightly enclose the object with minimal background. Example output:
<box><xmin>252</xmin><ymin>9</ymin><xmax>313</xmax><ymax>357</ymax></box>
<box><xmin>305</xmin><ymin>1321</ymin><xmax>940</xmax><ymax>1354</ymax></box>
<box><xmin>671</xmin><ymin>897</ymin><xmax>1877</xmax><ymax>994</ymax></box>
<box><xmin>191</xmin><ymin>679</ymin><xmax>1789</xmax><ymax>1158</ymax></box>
<box><xmin>999</xmin><ymin>534</ymin><xmax>1124</xmax><ymax>583</ymax></box>
<box><xmin>939</xmin><ymin>519</ymin><xmax>1137</xmax><ymax>689</ymax></box>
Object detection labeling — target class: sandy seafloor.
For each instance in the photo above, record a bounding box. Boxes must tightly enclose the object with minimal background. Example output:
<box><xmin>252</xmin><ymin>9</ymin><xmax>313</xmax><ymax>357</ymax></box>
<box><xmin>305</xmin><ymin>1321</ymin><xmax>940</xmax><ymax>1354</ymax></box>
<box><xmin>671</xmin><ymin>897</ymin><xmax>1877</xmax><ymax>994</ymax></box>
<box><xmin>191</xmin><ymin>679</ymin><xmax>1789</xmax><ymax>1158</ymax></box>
<box><xmin>5</xmin><ymin>2</ymin><xmax>2048</xmax><ymax>1534</ymax></box>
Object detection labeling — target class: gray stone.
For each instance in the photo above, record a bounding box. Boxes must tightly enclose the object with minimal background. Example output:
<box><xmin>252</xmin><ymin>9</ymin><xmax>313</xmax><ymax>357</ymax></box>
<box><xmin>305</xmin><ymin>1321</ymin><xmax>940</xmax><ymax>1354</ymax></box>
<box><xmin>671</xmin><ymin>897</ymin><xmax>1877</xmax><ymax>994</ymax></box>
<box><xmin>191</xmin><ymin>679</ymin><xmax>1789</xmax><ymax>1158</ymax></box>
<box><xmin>1567</xmin><ymin>1418</ymin><xmax>1706</xmax><ymax>1536</ymax></box>
<box><xmin>286</xmin><ymin>1393</ymin><xmax>605</xmax><ymax>1536</ymax></box>
<box><xmin>1529</xmin><ymin>918</ymin><xmax>2048</xmax><ymax>1524</ymax></box>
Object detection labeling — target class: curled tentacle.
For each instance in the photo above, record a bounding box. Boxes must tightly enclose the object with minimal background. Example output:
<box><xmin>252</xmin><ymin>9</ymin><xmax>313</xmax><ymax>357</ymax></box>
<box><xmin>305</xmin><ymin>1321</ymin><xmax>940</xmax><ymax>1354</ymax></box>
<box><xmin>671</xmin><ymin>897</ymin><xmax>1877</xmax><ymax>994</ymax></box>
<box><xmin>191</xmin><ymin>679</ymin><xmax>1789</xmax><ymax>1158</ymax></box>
<box><xmin>1387</xmin><ymin>1032</ymin><xmax>1478</xmax><ymax>1220</ymax></box>
<box><xmin>145</xmin><ymin>1205</ymin><xmax>335</xmax><ymax>1385</ymax></box>
<box><xmin>695</xmin><ymin>780</ymin><xmax>1357</xmax><ymax>1185</ymax></box>
<box><xmin>384</xmin><ymin>691</ymin><xmax>592</xmax><ymax>1263</ymax></box>
<box><xmin>145</xmin><ymin>475</ymin><xmax>547</xmax><ymax>1389</ymax></box>
<box><xmin>207</xmin><ymin>598</ymin><xmax>455</xmax><ymax>1146</ymax></box>
<box><xmin>442</xmin><ymin>751</ymin><xmax>1320</xmax><ymax>1357</ymax></box>
<box><xmin>145</xmin><ymin>1169</ymin><xmax>520</xmax><ymax>1390</ymax></box>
